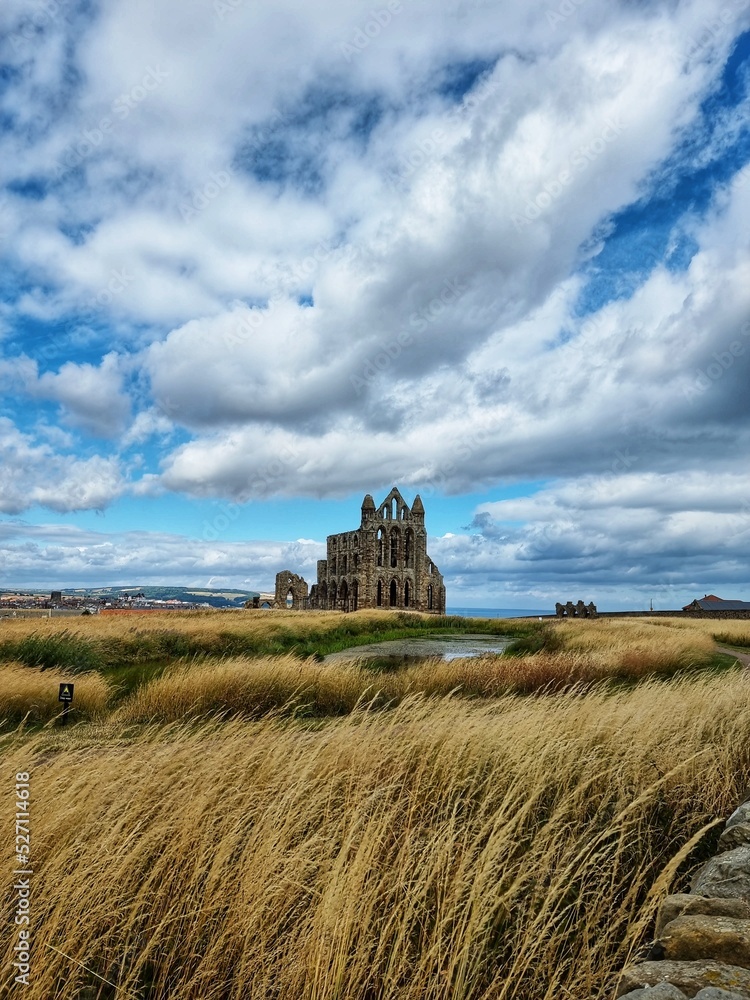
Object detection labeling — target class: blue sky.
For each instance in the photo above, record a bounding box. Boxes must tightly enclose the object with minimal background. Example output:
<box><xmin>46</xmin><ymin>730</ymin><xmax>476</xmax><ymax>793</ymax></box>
<box><xmin>1</xmin><ymin>0</ymin><xmax>749</xmax><ymax>609</ymax></box>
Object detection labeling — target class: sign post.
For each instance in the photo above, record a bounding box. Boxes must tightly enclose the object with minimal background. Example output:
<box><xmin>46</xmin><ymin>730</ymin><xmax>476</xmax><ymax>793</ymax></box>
<box><xmin>58</xmin><ymin>683</ymin><xmax>74</xmax><ymax>725</ymax></box>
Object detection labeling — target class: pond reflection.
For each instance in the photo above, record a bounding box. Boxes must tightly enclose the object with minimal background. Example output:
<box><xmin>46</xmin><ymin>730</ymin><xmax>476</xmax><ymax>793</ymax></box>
<box><xmin>325</xmin><ymin>633</ymin><xmax>512</xmax><ymax>665</ymax></box>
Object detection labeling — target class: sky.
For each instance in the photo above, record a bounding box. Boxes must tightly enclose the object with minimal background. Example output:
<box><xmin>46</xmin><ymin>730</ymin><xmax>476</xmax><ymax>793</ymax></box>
<box><xmin>0</xmin><ymin>0</ymin><xmax>749</xmax><ymax>610</ymax></box>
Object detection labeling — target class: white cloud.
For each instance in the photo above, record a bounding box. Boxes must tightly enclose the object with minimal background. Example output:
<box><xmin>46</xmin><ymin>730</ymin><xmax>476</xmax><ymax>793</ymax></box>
<box><xmin>34</xmin><ymin>352</ymin><xmax>131</xmax><ymax>437</ymax></box>
<box><xmin>0</xmin><ymin>0</ymin><xmax>749</xmax><ymax>600</ymax></box>
<box><xmin>446</xmin><ymin>468</ymin><xmax>750</xmax><ymax>607</ymax></box>
<box><xmin>146</xmin><ymin>166</ymin><xmax>750</xmax><ymax>501</ymax></box>
<box><xmin>0</xmin><ymin>519</ymin><xmax>324</xmax><ymax>590</ymax></box>
<box><xmin>0</xmin><ymin>418</ymin><xmax>125</xmax><ymax>513</ymax></box>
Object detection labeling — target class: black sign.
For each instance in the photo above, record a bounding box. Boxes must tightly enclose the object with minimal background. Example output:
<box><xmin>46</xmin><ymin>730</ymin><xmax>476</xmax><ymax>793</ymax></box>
<box><xmin>58</xmin><ymin>683</ymin><xmax>74</xmax><ymax>703</ymax></box>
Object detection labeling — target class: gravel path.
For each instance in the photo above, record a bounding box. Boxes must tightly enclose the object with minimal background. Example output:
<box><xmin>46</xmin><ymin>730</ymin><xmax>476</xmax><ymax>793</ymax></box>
<box><xmin>717</xmin><ymin>644</ymin><xmax>750</xmax><ymax>668</ymax></box>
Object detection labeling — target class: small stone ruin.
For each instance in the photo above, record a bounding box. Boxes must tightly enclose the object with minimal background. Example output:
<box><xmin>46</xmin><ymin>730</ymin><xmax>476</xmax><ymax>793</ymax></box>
<box><xmin>556</xmin><ymin>600</ymin><xmax>598</xmax><ymax>618</ymax></box>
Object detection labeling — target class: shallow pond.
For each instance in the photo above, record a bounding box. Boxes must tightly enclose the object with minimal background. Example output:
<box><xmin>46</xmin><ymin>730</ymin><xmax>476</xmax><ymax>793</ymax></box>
<box><xmin>325</xmin><ymin>633</ymin><xmax>513</xmax><ymax>665</ymax></box>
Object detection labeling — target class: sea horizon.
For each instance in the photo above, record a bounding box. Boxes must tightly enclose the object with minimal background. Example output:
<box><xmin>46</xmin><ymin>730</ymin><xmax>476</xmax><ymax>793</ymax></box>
<box><xmin>447</xmin><ymin>607</ymin><xmax>551</xmax><ymax>619</ymax></box>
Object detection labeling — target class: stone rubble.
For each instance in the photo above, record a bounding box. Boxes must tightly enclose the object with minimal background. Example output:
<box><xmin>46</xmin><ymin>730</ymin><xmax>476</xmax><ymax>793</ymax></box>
<box><xmin>720</xmin><ymin>825</ymin><xmax>750</xmax><ymax>853</ymax></box>
<box><xmin>617</xmin><ymin>793</ymin><xmax>750</xmax><ymax>999</ymax></box>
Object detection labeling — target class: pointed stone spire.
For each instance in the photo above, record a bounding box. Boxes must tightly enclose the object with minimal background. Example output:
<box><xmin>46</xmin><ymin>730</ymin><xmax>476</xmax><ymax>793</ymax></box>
<box><xmin>411</xmin><ymin>494</ymin><xmax>425</xmax><ymax>520</ymax></box>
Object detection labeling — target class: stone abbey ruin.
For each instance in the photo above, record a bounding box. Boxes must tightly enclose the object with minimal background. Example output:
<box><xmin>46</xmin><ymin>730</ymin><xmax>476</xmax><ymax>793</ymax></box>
<box><xmin>274</xmin><ymin>487</ymin><xmax>446</xmax><ymax>614</ymax></box>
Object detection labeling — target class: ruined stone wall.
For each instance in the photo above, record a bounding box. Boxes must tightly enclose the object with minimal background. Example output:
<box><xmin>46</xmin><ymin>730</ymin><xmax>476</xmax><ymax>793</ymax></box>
<box><xmin>273</xmin><ymin>571</ymin><xmax>308</xmax><ymax>610</ymax></box>
<box><xmin>321</xmin><ymin>528</ymin><xmax>362</xmax><ymax>612</ymax></box>
<box><xmin>679</xmin><ymin>612</ymin><xmax>750</xmax><ymax>620</ymax></box>
<box><xmin>596</xmin><ymin>612</ymin><xmax>750</xmax><ymax>620</ymax></box>
<box><xmin>615</xmin><ymin>793</ymin><xmax>750</xmax><ymax>998</ymax></box>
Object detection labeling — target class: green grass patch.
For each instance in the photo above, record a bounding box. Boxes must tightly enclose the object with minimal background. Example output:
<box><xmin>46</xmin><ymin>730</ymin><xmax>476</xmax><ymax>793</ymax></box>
<box><xmin>104</xmin><ymin>660</ymin><xmax>174</xmax><ymax>704</ymax></box>
<box><xmin>502</xmin><ymin>624</ymin><xmax>562</xmax><ymax>656</ymax></box>
<box><xmin>7</xmin><ymin>631</ymin><xmax>103</xmax><ymax>672</ymax></box>
<box><xmin>709</xmin><ymin>651</ymin><xmax>745</xmax><ymax>672</ymax></box>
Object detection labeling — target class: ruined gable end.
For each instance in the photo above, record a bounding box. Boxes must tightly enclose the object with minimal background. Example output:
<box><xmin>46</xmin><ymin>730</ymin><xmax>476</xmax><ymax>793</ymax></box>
<box><xmin>274</xmin><ymin>570</ymin><xmax>309</xmax><ymax>610</ymax></box>
<box><xmin>305</xmin><ymin>486</ymin><xmax>445</xmax><ymax>614</ymax></box>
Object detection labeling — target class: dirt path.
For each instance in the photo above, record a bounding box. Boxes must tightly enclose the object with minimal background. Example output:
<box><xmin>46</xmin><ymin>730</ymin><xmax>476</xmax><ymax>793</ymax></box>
<box><xmin>717</xmin><ymin>644</ymin><xmax>750</xmax><ymax>668</ymax></box>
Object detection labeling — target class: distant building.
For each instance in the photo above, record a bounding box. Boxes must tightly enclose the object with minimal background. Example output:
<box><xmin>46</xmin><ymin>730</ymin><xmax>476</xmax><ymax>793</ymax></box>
<box><xmin>275</xmin><ymin>486</ymin><xmax>446</xmax><ymax>614</ymax></box>
<box><xmin>683</xmin><ymin>594</ymin><xmax>750</xmax><ymax>612</ymax></box>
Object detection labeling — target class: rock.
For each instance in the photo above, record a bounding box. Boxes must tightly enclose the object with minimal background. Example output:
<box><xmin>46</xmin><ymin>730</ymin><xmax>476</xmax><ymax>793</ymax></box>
<box><xmin>692</xmin><ymin>847</ymin><xmax>750</xmax><ymax>900</ymax></box>
<box><xmin>694</xmin><ymin>989</ymin><xmax>750</xmax><ymax>999</ymax></box>
<box><xmin>618</xmin><ymin>985</ymin><xmax>687</xmax><ymax>999</ymax></box>
<box><xmin>727</xmin><ymin>803</ymin><xmax>750</xmax><ymax>832</ymax></box>
<box><xmin>656</xmin><ymin>915</ymin><xmax>750</xmax><ymax>968</ymax></box>
<box><xmin>720</xmin><ymin>825</ymin><xmax>750</xmax><ymax>853</ymax></box>
<box><xmin>657</xmin><ymin>897</ymin><xmax>750</xmax><ymax>936</ymax></box>
<box><xmin>616</xmin><ymin>960</ymin><xmax>750</xmax><ymax>998</ymax></box>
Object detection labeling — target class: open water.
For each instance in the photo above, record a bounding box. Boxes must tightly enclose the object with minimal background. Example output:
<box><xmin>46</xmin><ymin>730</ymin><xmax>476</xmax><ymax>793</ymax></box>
<box><xmin>447</xmin><ymin>607</ymin><xmax>551</xmax><ymax>619</ymax></box>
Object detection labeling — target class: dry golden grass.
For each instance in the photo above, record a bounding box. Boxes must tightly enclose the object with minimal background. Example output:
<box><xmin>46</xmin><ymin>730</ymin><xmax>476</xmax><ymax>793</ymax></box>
<box><xmin>549</xmin><ymin>617</ymin><xmax>718</xmax><ymax>673</ymax></box>
<box><xmin>0</xmin><ymin>608</ymin><xmax>743</xmax><ymax>650</ymax></box>
<box><xmin>0</xmin><ymin>615</ymin><xmax>735</xmax><ymax>728</ymax></box>
<box><xmin>114</xmin><ymin>637</ymin><xmax>726</xmax><ymax>726</ymax></box>
<box><xmin>0</xmin><ymin>613</ymin><xmax>744</xmax><ymax>996</ymax></box>
<box><xmin>0</xmin><ymin>663</ymin><xmax>111</xmax><ymax>725</ymax></box>
<box><xmin>114</xmin><ymin>653</ymin><xmax>373</xmax><ymax>721</ymax></box>
<box><xmin>2</xmin><ymin>673</ymin><xmax>750</xmax><ymax>999</ymax></box>
<box><xmin>0</xmin><ymin>608</ymin><xmax>398</xmax><ymax>645</ymax></box>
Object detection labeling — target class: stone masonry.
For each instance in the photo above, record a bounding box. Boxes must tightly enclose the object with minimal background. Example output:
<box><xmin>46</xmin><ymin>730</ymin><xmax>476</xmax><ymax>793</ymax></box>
<box><xmin>275</xmin><ymin>487</ymin><xmax>446</xmax><ymax>614</ymax></box>
<box><xmin>274</xmin><ymin>570</ymin><xmax>308</xmax><ymax>610</ymax></box>
<box><xmin>615</xmin><ymin>792</ymin><xmax>750</xmax><ymax>999</ymax></box>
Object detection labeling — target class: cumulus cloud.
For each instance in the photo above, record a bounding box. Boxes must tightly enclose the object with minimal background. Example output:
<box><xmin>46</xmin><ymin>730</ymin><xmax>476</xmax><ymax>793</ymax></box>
<box><xmin>0</xmin><ymin>352</ymin><xmax>131</xmax><ymax>437</ymax></box>
<box><xmin>0</xmin><ymin>0</ymin><xmax>749</xmax><ymax>597</ymax></box>
<box><xmin>34</xmin><ymin>352</ymin><xmax>131</xmax><ymax>436</ymax></box>
<box><xmin>152</xmin><ymin>179</ymin><xmax>750</xmax><ymax>501</ymax></box>
<box><xmin>436</xmin><ymin>468</ymin><xmax>750</xmax><ymax>608</ymax></box>
<box><xmin>0</xmin><ymin>418</ymin><xmax>124</xmax><ymax>514</ymax></box>
<box><xmin>0</xmin><ymin>519</ymin><xmax>324</xmax><ymax>590</ymax></box>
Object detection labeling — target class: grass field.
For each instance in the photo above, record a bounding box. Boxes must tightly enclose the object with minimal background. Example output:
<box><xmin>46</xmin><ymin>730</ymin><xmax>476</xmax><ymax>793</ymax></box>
<box><xmin>0</xmin><ymin>611</ymin><xmax>748</xmax><ymax>999</ymax></box>
<box><xmin>0</xmin><ymin>609</ymin><xmax>522</xmax><ymax>676</ymax></box>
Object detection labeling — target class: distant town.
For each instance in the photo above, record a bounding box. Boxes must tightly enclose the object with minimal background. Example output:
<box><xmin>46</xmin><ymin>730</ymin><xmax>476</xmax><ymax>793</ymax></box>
<box><xmin>0</xmin><ymin>586</ymin><xmax>261</xmax><ymax>617</ymax></box>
